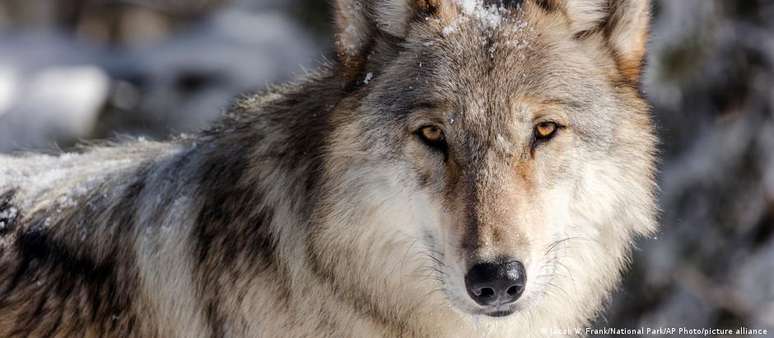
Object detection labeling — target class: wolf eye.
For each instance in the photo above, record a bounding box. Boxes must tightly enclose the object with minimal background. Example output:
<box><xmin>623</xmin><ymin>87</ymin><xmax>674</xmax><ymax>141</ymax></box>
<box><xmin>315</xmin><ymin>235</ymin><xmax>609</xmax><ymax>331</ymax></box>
<box><xmin>417</xmin><ymin>125</ymin><xmax>447</xmax><ymax>151</ymax></box>
<box><xmin>534</xmin><ymin>121</ymin><xmax>559</xmax><ymax>140</ymax></box>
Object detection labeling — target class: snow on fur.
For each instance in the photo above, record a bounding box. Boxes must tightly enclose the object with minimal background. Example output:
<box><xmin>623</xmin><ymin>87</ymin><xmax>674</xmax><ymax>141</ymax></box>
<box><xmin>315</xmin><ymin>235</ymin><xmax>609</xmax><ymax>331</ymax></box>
<box><xmin>444</xmin><ymin>0</ymin><xmax>526</xmax><ymax>35</ymax></box>
<box><xmin>0</xmin><ymin>140</ymin><xmax>180</xmax><ymax>220</ymax></box>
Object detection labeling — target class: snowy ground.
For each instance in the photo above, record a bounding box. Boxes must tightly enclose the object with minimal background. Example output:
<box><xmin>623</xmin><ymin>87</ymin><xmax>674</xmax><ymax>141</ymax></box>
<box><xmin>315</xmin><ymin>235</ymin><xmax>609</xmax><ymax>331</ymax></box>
<box><xmin>0</xmin><ymin>1</ymin><xmax>320</xmax><ymax>152</ymax></box>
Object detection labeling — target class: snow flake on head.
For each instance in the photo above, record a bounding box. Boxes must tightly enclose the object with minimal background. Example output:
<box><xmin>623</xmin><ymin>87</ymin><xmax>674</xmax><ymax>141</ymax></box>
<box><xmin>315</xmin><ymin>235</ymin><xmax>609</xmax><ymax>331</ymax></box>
<box><xmin>443</xmin><ymin>0</ymin><xmax>528</xmax><ymax>36</ymax></box>
<box><xmin>457</xmin><ymin>0</ymin><xmax>478</xmax><ymax>15</ymax></box>
<box><xmin>340</xmin><ymin>24</ymin><xmax>360</xmax><ymax>54</ymax></box>
<box><xmin>457</xmin><ymin>0</ymin><xmax>521</xmax><ymax>29</ymax></box>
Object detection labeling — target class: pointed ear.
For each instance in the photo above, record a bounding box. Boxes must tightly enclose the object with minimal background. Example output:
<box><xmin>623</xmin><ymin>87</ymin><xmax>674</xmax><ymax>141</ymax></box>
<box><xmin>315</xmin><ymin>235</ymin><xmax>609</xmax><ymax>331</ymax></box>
<box><xmin>558</xmin><ymin>0</ymin><xmax>651</xmax><ymax>83</ymax></box>
<box><xmin>334</xmin><ymin>0</ymin><xmax>452</xmax><ymax>77</ymax></box>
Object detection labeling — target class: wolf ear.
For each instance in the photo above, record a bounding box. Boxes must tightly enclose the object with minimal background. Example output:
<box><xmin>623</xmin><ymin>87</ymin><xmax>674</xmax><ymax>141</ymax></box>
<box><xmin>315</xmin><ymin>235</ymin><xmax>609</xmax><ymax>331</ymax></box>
<box><xmin>334</xmin><ymin>0</ymin><xmax>452</xmax><ymax>77</ymax></box>
<box><xmin>556</xmin><ymin>0</ymin><xmax>651</xmax><ymax>83</ymax></box>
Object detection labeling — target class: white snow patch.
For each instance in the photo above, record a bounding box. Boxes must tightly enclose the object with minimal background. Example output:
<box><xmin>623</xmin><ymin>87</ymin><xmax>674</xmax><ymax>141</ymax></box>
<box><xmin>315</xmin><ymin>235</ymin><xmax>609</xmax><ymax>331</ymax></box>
<box><xmin>456</xmin><ymin>0</ymin><xmax>510</xmax><ymax>29</ymax></box>
<box><xmin>458</xmin><ymin>0</ymin><xmax>478</xmax><ymax>15</ymax></box>
<box><xmin>443</xmin><ymin>19</ymin><xmax>462</xmax><ymax>36</ymax></box>
<box><xmin>364</xmin><ymin>72</ymin><xmax>373</xmax><ymax>84</ymax></box>
<box><xmin>0</xmin><ymin>207</ymin><xmax>18</xmax><ymax>230</ymax></box>
<box><xmin>0</xmin><ymin>140</ymin><xmax>180</xmax><ymax>217</ymax></box>
<box><xmin>444</xmin><ymin>0</ymin><xmax>527</xmax><ymax>36</ymax></box>
<box><xmin>340</xmin><ymin>24</ymin><xmax>360</xmax><ymax>54</ymax></box>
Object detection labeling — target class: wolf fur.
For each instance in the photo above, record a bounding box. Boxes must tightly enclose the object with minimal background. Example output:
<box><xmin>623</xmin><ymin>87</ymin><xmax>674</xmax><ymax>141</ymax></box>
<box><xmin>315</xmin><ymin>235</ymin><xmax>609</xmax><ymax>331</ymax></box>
<box><xmin>0</xmin><ymin>0</ymin><xmax>657</xmax><ymax>336</ymax></box>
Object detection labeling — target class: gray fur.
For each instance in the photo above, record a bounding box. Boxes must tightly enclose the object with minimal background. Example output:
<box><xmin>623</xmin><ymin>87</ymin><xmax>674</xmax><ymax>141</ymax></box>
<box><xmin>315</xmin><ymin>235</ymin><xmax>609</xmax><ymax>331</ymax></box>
<box><xmin>0</xmin><ymin>0</ymin><xmax>657</xmax><ymax>337</ymax></box>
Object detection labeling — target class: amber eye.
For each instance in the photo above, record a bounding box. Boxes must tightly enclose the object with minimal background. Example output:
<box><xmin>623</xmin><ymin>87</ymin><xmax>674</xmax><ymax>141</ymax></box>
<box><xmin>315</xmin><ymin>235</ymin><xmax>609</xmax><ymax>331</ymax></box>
<box><xmin>417</xmin><ymin>125</ymin><xmax>447</xmax><ymax>151</ymax></box>
<box><xmin>534</xmin><ymin>121</ymin><xmax>559</xmax><ymax>140</ymax></box>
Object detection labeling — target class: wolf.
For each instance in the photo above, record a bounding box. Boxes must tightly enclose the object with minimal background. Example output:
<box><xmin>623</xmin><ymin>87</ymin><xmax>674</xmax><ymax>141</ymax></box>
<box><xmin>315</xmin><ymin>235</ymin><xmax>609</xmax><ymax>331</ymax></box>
<box><xmin>0</xmin><ymin>0</ymin><xmax>657</xmax><ymax>336</ymax></box>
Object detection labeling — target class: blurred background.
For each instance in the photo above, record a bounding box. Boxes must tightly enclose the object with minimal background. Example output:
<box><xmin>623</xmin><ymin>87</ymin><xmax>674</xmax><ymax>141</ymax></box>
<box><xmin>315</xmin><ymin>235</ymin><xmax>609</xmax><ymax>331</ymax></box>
<box><xmin>0</xmin><ymin>0</ymin><xmax>772</xmax><ymax>335</ymax></box>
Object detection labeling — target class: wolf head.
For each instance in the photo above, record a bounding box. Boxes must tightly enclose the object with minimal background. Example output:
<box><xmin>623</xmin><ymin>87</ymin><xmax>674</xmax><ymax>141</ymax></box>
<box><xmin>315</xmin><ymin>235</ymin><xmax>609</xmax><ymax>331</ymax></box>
<box><xmin>310</xmin><ymin>0</ymin><xmax>657</xmax><ymax>331</ymax></box>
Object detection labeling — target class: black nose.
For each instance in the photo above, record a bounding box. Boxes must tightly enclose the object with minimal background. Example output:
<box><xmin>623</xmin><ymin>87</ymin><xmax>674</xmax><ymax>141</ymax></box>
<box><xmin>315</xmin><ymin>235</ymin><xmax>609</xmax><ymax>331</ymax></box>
<box><xmin>465</xmin><ymin>260</ymin><xmax>526</xmax><ymax>306</ymax></box>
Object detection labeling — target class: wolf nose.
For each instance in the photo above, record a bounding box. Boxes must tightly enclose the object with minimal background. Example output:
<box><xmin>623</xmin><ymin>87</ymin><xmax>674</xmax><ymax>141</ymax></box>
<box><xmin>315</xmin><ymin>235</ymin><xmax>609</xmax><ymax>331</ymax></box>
<box><xmin>465</xmin><ymin>260</ymin><xmax>526</xmax><ymax>306</ymax></box>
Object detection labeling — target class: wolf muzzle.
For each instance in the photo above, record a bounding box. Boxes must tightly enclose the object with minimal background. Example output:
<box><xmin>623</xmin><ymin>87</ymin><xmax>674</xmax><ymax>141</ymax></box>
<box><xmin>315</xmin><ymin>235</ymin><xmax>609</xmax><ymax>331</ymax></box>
<box><xmin>464</xmin><ymin>259</ymin><xmax>526</xmax><ymax>311</ymax></box>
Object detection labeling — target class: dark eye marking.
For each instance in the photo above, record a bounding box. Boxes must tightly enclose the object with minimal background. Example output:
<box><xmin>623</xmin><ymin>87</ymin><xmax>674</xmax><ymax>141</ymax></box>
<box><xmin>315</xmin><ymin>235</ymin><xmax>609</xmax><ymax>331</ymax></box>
<box><xmin>531</xmin><ymin>121</ymin><xmax>564</xmax><ymax>150</ymax></box>
<box><xmin>535</xmin><ymin>121</ymin><xmax>559</xmax><ymax>140</ymax></box>
<box><xmin>416</xmin><ymin>125</ymin><xmax>448</xmax><ymax>153</ymax></box>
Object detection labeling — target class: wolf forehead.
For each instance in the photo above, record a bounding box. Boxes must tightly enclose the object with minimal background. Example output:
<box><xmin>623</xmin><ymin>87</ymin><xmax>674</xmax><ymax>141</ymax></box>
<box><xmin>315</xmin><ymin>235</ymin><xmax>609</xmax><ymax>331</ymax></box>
<box><xmin>352</xmin><ymin>1</ymin><xmax>645</xmax><ymax>136</ymax></box>
<box><xmin>340</xmin><ymin>0</ymin><xmax>651</xmax><ymax>94</ymax></box>
<box><xmin>368</xmin><ymin>30</ymin><xmax>601</xmax><ymax>127</ymax></box>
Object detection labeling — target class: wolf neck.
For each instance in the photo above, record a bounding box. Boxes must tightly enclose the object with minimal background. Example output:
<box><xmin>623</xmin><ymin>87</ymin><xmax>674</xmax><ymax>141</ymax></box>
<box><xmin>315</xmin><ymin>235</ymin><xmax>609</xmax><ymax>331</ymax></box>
<box><xmin>193</xmin><ymin>64</ymin><xmax>347</xmax><ymax>236</ymax></box>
